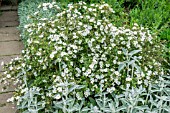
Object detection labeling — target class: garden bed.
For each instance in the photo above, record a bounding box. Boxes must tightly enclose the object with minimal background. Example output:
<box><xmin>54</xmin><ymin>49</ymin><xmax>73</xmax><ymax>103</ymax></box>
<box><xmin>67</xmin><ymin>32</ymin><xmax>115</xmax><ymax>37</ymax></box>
<box><xmin>0</xmin><ymin>0</ymin><xmax>170</xmax><ymax>113</ymax></box>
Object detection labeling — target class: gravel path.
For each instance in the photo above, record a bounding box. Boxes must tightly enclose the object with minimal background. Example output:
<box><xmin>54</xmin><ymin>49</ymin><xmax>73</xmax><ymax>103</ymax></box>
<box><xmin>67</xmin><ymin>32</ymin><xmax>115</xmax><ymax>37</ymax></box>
<box><xmin>0</xmin><ymin>5</ymin><xmax>23</xmax><ymax>113</ymax></box>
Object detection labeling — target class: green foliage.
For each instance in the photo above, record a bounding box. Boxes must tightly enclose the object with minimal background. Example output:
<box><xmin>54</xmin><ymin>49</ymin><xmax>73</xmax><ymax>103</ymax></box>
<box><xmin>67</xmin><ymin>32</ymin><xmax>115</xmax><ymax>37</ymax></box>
<box><xmin>129</xmin><ymin>0</ymin><xmax>170</xmax><ymax>41</ymax></box>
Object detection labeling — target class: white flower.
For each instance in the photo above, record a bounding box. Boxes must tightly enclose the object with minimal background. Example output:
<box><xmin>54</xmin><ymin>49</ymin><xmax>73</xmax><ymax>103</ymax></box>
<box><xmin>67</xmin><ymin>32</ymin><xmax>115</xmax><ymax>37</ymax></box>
<box><xmin>75</xmin><ymin>67</ymin><xmax>81</xmax><ymax>73</ymax></box>
<box><xmin>126</xmin><ymin>77</ymin><xmax>132</xmax><ymax>81</ymax></box>
<box><xmin>107</xmin><ymin>88</ymin><xmax>112</xmax><ymax>93</ymax></box>
<box><xmin>114</xmin><ymin>71</ymin><xmax>119</xmax><ymax>76</ymax></box>
<box><xmin>111</xmin><ymin>43</ymin><xmax>116</xmax><ymax>47</ymax></box>
<box><xmin>101</xmin><ymin>10</ymin><xmax>105</xmax><ymax>13</ymax></box>
<box><xmin>137</xmin><ymin>80</ymin><xmax>142</xmax><ymax>84</ymax></box>
<box><xmin>78</xmin><ymin>22</ymin><xmax>83</xmax><ymax>26</ymax></box>
<box><xmin>4</xmin><ymin>71</ymin><xmax>7</xmax><ymax>75</ymax></box>
<box><xmin>76</xmin><ymin>93</ymin><xmax>82</xmax><ymax>100</ymax></box>
<box><xmin>146</xmin><ymin>76</ymin><xmax>150</xmax><ymax>80</ymax></box>
<box><xmin>50</xmin><ymin>51</ymin><xmax>57</xmax><ymax>59</ymax></box>
<box><xmin>49</xmin><ymin>4</ymin><xmax>53</xmax><ymax>8</ymax></box>
<box><xmin>86</xmin><ymin>15</ymin><xmax>90</xmax><ymax>19</ymax></box>
<box><xmin>9</xmin><ymin>66</ymin><xmax>13</xmax><ymax>70</ymax></box>
<box><xmin>1</xmin><ymin>61</ymin><xmax>4</xmax><ymax>66</ymax></box>
<box><xmin>55</xmin><ymin>94</ymin><xmax>61</xmax><ymax>100</ymax></box>
<box><xmin>24</xmin><ymin>24</ymin><xmax>30</xmax><ymax>29</ymax></box>
<box><xmin>88</xmin><ymin>8</ymin><xmax>92</xmax><ymax>12</ymax></box>
<box><xmin>7</xmin><ymin>97</ymin><xmax>14</xmax><ymax>103</ymax></box>
<box><xmin>86</xmin><ymin>69</ymin><xmax>91</xmax><ymax>75</ymax></box>
<box><xmin>7</xmin><ymin>74</ymin><xmax>11</xmax><ymax>78</ymax></box>
<box><xmin>83</xmin><ymin>6</ymin><xmax>87</xmax><ymax>9</ymax></box>
<box><xmin>39</xmin><ymin>34</ymin><xmax>44</xmax><ymax>38</ymax></box>
<box><xmin>34</xmin><ymin>72</ymin><xmax>37</xmax><ymax>76</ymax></box>
<box><xmin>49</xmin><ymin>28</ymin><xmax>56</xmax><ymax>33</ymax></box>
<box><xmin>81</xmin><ymin>31</ymin><xmax>88</xmax><ymax>36</ymax></box>
<box><xmin>134</xmin><ymin>23</ymin><xmax>138</xmax><ymax>26</ymax></box>
<box><xmin>82</xmin><ymin>67</ymin><xmax>85</xmax><ymax>71</ymax></box>
<box><xmin>34</xmin><ymin>11</ymin><xmax>38</xmax><ymax>15</ymax></box>
<box><xmin>43</xmin><ymin>7</ymin><xmax>48</xmax><ymax>11</ymax></box>
<box><xmin>144</xmin><ymin>80</ymin><xmax>149</xmax><ymax>86</ymax></box>
<box><xmin>84</xmin><ymin>89</ymin><xmax>90</xmax><ymax>97</ymax></box>
<box><xmin>89</xmin><ymin>18</ymin><xmax>95</xmax><ymax>23</ymax></box>
<box><xmin>147</xmin><ymin>70</ymin><xmax>152</xmax><ymax>76</ymax></box>
<box><xmin>70</xmin><ymin>62</ymin><xmax>73</xmax><ymax>66</ymax></box>
<box><xmin>43</xmin><ymin>80</ymin><xmax>47</xmax><ymax>83</ymax></box>
<box><xmin>117</xmin><ymin>51</ymin><xmax>122</xmax><ymax>54</ymax></box>
<box><xmin>87</xmin><ymin>25</ymin><xmax>92</xmax><ymax>30</ymax></box>
<box><xmin>15</xmin><ymin>57</ymin><xmax>20</xmax><ymax>60</ymax></box>
<box><xmin>99</xmin><ymin>61</ymin><xmax>103</xmax><ymax>68</ymax></box>
<box><xmin>43</xmin><ymin>65</ymin><xmax>47</xmax><ymax>69</ymax></box>
<box><xmin>27</xmin><ymin>38</ymin><xmax>32</xmax><ymax>44</ymax></box>
<box><xmin>21</xmin><ymin>88</ymin><xmax>28</xmax><ymax>93</ymax></box>
<box><xmin>106</xmin><ymin>64</ymin><xmax>110</xmax><ymax>67</ymax></box>
<box><xmin>57</xmin><ymin>87</ymin><xmax>62</xmax><ymax>92</ymax></box>
<box><xmin>22</xmin><ymin>63</ymin><xmax>26</xmax><ymax>67</ymax></box>
<box><xmin>61</xmin><ymin>52</ymin><xmax>67</xmax><ymax>57</ymax></box>
<box><xmin>36</xmin><ymin>52</ymin><xmax>41</xmax><ymax>56</ymax></box>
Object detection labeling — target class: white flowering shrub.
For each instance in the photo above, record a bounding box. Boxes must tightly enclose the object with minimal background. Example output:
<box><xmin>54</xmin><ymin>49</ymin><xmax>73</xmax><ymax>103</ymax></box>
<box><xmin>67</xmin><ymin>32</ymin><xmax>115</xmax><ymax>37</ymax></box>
<box><xmin>0</xmin><ymin>1</ymin><xmax>169</xmax><ymax>112</ymax></box>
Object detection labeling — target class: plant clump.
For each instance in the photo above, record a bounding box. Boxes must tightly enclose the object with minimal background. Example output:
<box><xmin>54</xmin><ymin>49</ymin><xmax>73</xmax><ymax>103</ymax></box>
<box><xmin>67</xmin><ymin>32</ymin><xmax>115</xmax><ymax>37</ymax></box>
<box><xmin>0</xmin><ymin>1</ymin><xmax>169</xmax><ymax>112</ymax></box>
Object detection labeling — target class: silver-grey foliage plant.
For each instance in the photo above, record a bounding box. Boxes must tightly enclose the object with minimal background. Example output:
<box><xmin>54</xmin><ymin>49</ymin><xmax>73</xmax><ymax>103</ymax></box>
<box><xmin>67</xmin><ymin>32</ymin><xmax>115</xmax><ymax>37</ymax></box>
<box><xmin>51</xmin><ymin>75</ymin><xmax>170</xmax><ymax>113</ymax></box>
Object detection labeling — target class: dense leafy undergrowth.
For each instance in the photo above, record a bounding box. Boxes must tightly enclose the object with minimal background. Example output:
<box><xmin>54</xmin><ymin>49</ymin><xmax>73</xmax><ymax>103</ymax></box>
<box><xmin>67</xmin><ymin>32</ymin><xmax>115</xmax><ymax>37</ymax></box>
<box><xmin>0</xmin><ymin>1</ymin><xmax>170</xmax><ymax>113</ymax></box>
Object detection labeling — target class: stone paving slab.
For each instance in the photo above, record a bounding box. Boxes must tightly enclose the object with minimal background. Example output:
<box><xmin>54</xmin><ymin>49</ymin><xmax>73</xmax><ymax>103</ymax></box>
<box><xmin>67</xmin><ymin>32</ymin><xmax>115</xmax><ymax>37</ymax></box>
<box><xmin>0</xmin><ymin>55</ymin><xmax>20</xmax><ymax>71</ymax></box>
<box><xmin>0</xmin><ymin>27</ymin><xmax>19</xmax><ymax>34</ymax></box>
<box><xmin>0</xmin><ymin>6</ymin><xmax>17</xmax><ymax>11</ymax></box>
<box><xmin>0</xmin><ymin>15</ymin><xmax>18</xmax><ymax>22</ymax></box>
<box><xmin>0</xmin><ymin>21</ymin><xmax>19</xmax><ymax>27</ymax></box>
<box><xmin>0</xmin><ymin>107</ymin><xmax>17</xmax><ymax>113</ymax></box>
<box><xmin>0</xmin><ymin>92</ymin><xmax>13</xmax><ymax>104</ymax></box>
<box><xmin>0</xmin><ymin>34</ymin><xmax>20</xmax><ymax>42</ymax></box>
<box><xmin>0</xmin><ymin>83</ymin><xmax>16</xmax><ymax>94</ymax></box>
<box><xmin>1</xmin><ymin>11</ymin><xmax>18</xmax><ymax>17</ymax></box>
<box><xmin>0</xmin><ymin>102</ymin><xmax>17</xmax><ymax>113</ymax></box>
<box><xmin>0</xmin><ymin>41</ymin><xmax>23</xmax><ymax>56</ymax></box>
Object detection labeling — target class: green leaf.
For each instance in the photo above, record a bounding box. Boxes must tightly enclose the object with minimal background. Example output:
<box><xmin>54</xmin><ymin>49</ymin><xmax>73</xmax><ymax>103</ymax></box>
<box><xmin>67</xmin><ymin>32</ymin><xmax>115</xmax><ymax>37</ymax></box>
<box><xmin>82</xmin><ymin>107</ymin><xmax>90</xmax><ymax>112</ymax></box>
<box><xmin>128</xmin><ymin>50</ymin><xmax>141</xmax><ymax>56</ymax></box>
<box><xmin>133</xmin><ymin>63</ymin><xmax>142</xmax><ymax>72</ymax></box>
<box><xmin>122</xmin><ymin>48</ymin><xmax>128</xmax><ymax>55</ymax></box>
<box><xmin>115</xmin><ymin>106</ymin><xmax>126</xmax><ymax>112</ymax></box>
<box><xmin>89</xmin><ymin>97</ymin><xmax>96</xmax><ymax>105</ymax></box>
<box><xmin>134</xmin><ymin>105</ymin><xmax>149</xmax><ymax>110</ymax></box>
<box><xmin>128</xmin><ymin>60</ymin><xmax>135</xmax><ymax>65</ymax></box>
<box><xmin>96</xmin><ymin>99</ymin><xmax>103</xmax><ymax>108</ymax></box>
<box><xmin>118</xmin><ymin>62</ymin><xmax>126</xmax><ymax>72</ymax></box>
<box><xmin>69</xmin><ymin>85</ymin><xmax>85</xmax><ymax>93</ymax></box>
